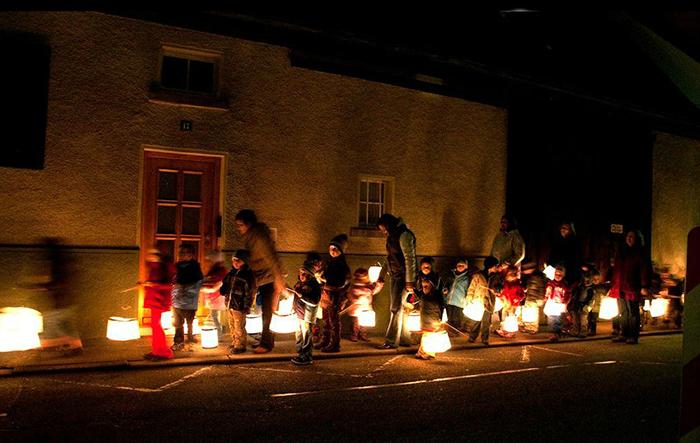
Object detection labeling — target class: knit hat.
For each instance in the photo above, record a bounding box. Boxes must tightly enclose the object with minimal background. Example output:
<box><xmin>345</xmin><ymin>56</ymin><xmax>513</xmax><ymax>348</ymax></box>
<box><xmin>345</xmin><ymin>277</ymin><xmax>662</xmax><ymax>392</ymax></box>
<box><xmin>299</xmin><ymin>260</ymin><xmax>316</xmax><ymax>276</ymax></box>
<box><xmin>353</xmin><ymin>268</ymin><xmax>370</xmax><ymax>284</ymax></box>
<box><xmin>376</xmin><ymin>213</ymin><xmax>399</xmax><ymax>230</ymax></box>
<box><xmin>483</xmin><ymin>256</ymin><xmax>499</xmax><ymax>271</ymax></box>
<box><xmin>329</xmin><ymin>234</ymin><xmax>348</xmax><ymax>253</ymax></box>
<box><xmin>419</xmin><ymin>271</ymin><xmax>439</xmax><ymax>289</ymax></box>
<box><xmin>232</xmin><ymin>249</ymin><xmax>250</xmax><ymax>264</ymax></box>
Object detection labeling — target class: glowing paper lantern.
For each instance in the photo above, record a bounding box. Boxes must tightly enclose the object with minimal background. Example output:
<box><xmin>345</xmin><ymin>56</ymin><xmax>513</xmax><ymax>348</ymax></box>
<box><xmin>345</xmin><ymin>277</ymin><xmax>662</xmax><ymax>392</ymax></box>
<box><xmin>442</xmin><ymin>309</ymin><xmax>448</xmax><ymax>322</ymax></box>
<box><xmin>161</xmin><ymin>311</ymin><xmax>175</xmax><ymax>334</ymax></box>
<box><xmin>106</xmin><ymin>317</ymin><xmax>140</xmax><ymax>341</ymax></box>
<box><xmin>521</xmin><ymin>306</ymin><xmax>539</xmax><ymax>323</ymax></box>
<box><xmin>543</xmin><ymin>265</ymin><xmax>556</xmax><ymax>280</ymax></box>
<box><xmin>643</xmin><ymin>300</ymin><xmax>651</xmax><ymax>311</ymax></box>
<box><xmin>270</xmin><ymin>314</ymin><xmax>297</xmax><ymax>334</ymax></box>
<box><xmin>463</xmin><ymin>300</ymin><xmax>485</xmax><ymax>322</ymax></box>
<box><xmin>183</xmin><ymin>318</ymin><xmax>201</xmax><ymax>335</ymax></box>
<box><xmin>650</xmin><ymin>299</ymin><xmax>669</xmax><ymax>318</ymax></box>
<box><xmin>598</xmin><ymin>297</ymin><xmax>619</xmax><ymax>320</ymax></box>
<box><xmin>421</xmin><ymin>330</ymin><xmax>451</xmax><ymax>353</ymax></box>
<box><xmin>277</xmin><ymin>296</ymin><xmax>294</xmax><ymax>316</ymax></box>
<box><xmin>358</xmin><ymin>310</ymin><xmax>376</xmax><ymax>327</ymax></box>
<box><xmin>200</xmin><ymin>326</ymin><xmax>219</xmax><ymax>348</ymax></box>
<box><xmin>368</xmin><ymin>265</ymin><xmax>383</xmax><ymax>283</ymax></box>
<box><xmin>316</xmin><ymin>306</ymin><xmax>323</xmax><ymax>320</ymax></box>
<box><xmin>245</xmin><ymin>314</ymin><xmax>263</xmax><ymax>334</ymax></box>
<box><xmin>543</xmin><ymin>299</ymin><xmax>566</xmax><ymax>317</ymax></box>
<box><xmin>494</xmin><ymin>297</ymin><xmax>504</xmax><ymax>312</ymax></box>
<box><xmin>502</xmin><ymin>315</ymin><xmax>519</xmax><ymax>333</ymax></box>
<box><xmin>0</xmin><ymin>307</ymin><xmax>42</xmax><ymax>352</ymax></box>
<box><xmin>407</xmin><ymin>311</ymin><xmax>421</xmax><ymax>332</ymax></box>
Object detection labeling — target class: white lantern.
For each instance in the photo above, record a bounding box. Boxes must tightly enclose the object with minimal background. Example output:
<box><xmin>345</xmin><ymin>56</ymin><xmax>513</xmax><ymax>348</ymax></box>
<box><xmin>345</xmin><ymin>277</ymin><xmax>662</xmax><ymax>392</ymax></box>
<box><xmin>442</xmin><ymin>309</ymin><xmax>448</xmax><ymax>322</ymax></box>
<box><xmin>407</xmin><ymin>311</ymin><xmax>421</xmax><ymax>332</ymax></box>
<box><xmin>521</xmin><ymin>306</ymin><xmax>539</xmax><ymax>323</ymax></box>
<box><xmin>183</xmin><ymin>318</ymin><xmax>201</xmax><ymax>335</ymax></box>
<box><xmin>270</xmin><ymin>314</ymin><xmax>297</xmax><ymax>334</ymax></box>
<box><xmin>358</xmin><ymin>310</ymin><xmax>376</xmax><ymax>327</ymax></box>
<box><xmin>277</xmin><ymin>296</ymin><xmax>294</xmax><ymax>316</ymax></box>
<box><xmin>598</xmin><ymin>297</ymin><xmax>619</xmax><ymax>320</ymax></box>
<box><xmin>106</xmin><ymin>317</ymin><xmax>141</xmax><ymax>341</ymax></box>
<box><xmin>463</xmin><ymin>300</ymin><xmax>485</xmax><ymax>322</ymax></box>
<box><xmin>502</xmin><ymin>315</ymin><xmax>519</xmax><ymax>333</ymax></box>
<box><xmin>0</xmin><ymin>307</ymin><xmax>43</xmax><ymax>352</ymax></box>
<box><xmin>543</xmin><ymin>299</ymin><xmax>566</xmax><ymax>317</ymax></box>
<box><xmin>368</xmin><ymin>265</ymin><xmax>382</xmax><ymax>283</ymax></box>
<box><xmin>421</xmin><ymin>330</ymin><xmax>451</xmax><ymax>353</ymax></box>
<box><xmin>200</xmin><ymin>326</ymin><xmax>219</xmax><ymax>348</ymax></box>
<box><xmin>316</xmin><ymin>306</ymin><xmax>323</xmax><ymax>320</ymax></box>
<box><xmin>543</xmin><ymin>265</ymin><xmax>556</xmax><ymax>280</ymax></box>
<box><xmin>245</xmin><ymin>314</ymin><xmax>263</xmax><ymax>334</ymax></box>
<box><xmin>643</xmin><ymin>300</ymin><xmax>651</xmax><ymax>311</ymax></box>
<box><xmin>494</xmin><ymin>297</ymin><xmax>504</xmax><ymax>312</ymax></box>
<box><xmin>161</xmin><ymin>311</ymin><xmax>175</xmax><ymax>334</ymax></box>
<box><xmin>650</xmin><ymin>299</ymin><xmax>669</xmax><ymax>318</ymax></box>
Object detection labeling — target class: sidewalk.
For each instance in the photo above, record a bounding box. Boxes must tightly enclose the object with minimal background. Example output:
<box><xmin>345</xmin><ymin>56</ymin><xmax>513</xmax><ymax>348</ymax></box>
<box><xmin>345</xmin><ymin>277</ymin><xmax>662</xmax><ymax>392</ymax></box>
<box><xmin>0</xmin><ymin>321</ymin><xmax>682</xmax><ymax>377</ymax></box>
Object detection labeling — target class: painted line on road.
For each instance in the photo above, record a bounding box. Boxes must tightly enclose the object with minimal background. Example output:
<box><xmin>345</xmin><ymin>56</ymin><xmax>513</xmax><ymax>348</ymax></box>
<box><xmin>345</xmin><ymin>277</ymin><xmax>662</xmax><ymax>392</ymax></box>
<box><xmin>592</xmin><ymin>360</ymin><xmax>617</xmax><ymax>365</ymax></box>
<box><xmin>156</xmin><ymin>366</ymin><xmax>213</xmax><ymax>391</ymax></box>
<box><xmin>370</xmin><ymin>356</ymin><xmax>403</xmax><ymax>375</ymax></box>
<box><xmin>235</xmin><ymin>365</ymin><xmax>366</xmax><ymax>378</ymax></box>
<box><xmin>529</xmin><ymin>345</ymin><xmax>584</xmax><ymax>357</ymax></box>
<box><xmin>520</xmin><ymin>346</ymin><xmax>531</xmax><ymax>363</ymax></box>
<box><xmin>270</xmin><ymin>367</ymin><xmax>543</xmax><ymax>398</ymax></box>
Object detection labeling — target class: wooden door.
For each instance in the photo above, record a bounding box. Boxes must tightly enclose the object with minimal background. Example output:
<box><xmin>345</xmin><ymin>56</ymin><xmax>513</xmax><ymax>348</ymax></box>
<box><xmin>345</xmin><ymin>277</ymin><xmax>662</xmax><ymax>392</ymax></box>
<box><xmin>140</xmin><ymin>150</ymin><xmax>222</xmax><ymax>326</ymax></box>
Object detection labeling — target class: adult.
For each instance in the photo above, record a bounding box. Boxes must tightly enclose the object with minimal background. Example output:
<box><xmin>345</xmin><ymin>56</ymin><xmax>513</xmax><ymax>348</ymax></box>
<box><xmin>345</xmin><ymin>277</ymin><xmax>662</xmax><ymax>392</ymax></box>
<box><xmin>489</xmin><ymin>215</ymin><xmax>525</xmax><ymax>268</ymax></box>
<box><xmin>235</xmin><ymin>209</ymin><xmax>286</xmax><ymax>354</ymax></box>
<box><xmin>547</xmin><ymin>221</ymin><xmax>580</xmax><ymax>285</ymax></box>
<box><xmin>376</xmin><ymin>213</ymin><xmax>417</xmax><ymax>349</ymax></box>
<box><xmin>609</xmin><ymin>229</ymin><xmax>651</xmax><ymax>345</ymax></box>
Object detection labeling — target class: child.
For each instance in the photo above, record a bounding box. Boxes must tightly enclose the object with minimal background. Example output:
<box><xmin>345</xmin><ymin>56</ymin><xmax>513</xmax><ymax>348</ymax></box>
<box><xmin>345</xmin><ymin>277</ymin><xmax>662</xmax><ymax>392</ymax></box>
<box><xmin>415</xmin><ymin>272</ymin><xmax>445</xmax><ymax>360</ymax></box>
<box><xmin>201</xmin><ymin>250</ymin><xmax>229</xmax><ymax>340</ymax></box>
<box><xmin>171</xmin><ymin>244</ymin><xmax>203</xmax><ymax>352</ymax></box>
<box><xmin>571</xmin><ymin>270</ymin><xmax>595</xmax><ymax>338</ymax></box>
<box><xmin>220</xmin><ymin>249</ymin><xmax>255</xmax><ymax>354</ymax></box>
<box><xmin>304</xmin><ymin>252</ymin><xmax>325</xmax><ymax>344</ymax></box>
<box><xmin>467</xmin><ymin>256</ymin><xmax>501</xmax><ymax>346</ymax></box>
<box><xmin>291</xmin><ymin>260</ymin><xmax>323</xmax><ymax>365</ymax></box>
<box><xmin>444</xmin><ymin>258</ymin><xmax>470</xmax><ymax>333</ymax></box>
<box><xmin>142</xmin><ymin>247</ymin><xmax>175</xmax><ymax>361</ymax></box>
<box><xmin>545</xmin><ymin>265</ymin><xmax>572</xmax><ymax>342</ymax></box>
<box><xmin>316</xmin><ymin>234</ymin><xmax>351</xmax><ymax>353</ymax></box>
<box><xmin>346</xmin><ymin>268</ymin><xmax>384</xmax><ymax>342</ymax></box>
<box><xmin>586</xmin><ymin>269</ymin><xmax>608</xmax><ymax>336</ymax></box>
<box><xmin>520</xmin><ymin>262</ymin><xmax>546</xmax><ymax>334</ymax></box>
<box><xmin>495</xmin><ymin>266</ymin><xmax>525</xmax><ymax>338</ymax></box>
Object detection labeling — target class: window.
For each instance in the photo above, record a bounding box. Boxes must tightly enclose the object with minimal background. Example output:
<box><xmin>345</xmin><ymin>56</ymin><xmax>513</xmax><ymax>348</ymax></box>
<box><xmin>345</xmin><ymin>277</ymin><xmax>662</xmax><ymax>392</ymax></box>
<box><xmin>357</xmin><ymin>176</ymin><xmax>393</xmax><ymax>227</ymax></box>
<box><xmin>158</xmin><ymin>46</ymin><xmax>219</xmax><ymax>95</ymax></box>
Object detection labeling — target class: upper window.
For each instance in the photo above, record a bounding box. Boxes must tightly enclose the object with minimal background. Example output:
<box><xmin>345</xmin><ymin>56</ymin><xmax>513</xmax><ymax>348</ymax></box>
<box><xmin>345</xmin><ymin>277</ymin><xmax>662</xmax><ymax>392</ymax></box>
<box><xmin>158</xmin><ymin>46</ymin><xmax>220</xmax><ymax>95</ymax></box>
<box><xmin>358</xmin><ymin>176</ymin><xmax>394</xmax><ymax>227</ymax></box>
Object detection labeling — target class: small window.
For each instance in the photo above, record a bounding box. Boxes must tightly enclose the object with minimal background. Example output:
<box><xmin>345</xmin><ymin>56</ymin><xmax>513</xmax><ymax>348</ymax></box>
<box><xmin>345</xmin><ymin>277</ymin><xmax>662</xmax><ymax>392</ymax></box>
<box><xmin>358</xmin><ymin>177</ymin><xmax>393</xmax><ymax>227</ymax></box>
<box><xmin>159</xmin><ymin>46</ymin><xmax>219</xmax><ymax>95</ymax></box>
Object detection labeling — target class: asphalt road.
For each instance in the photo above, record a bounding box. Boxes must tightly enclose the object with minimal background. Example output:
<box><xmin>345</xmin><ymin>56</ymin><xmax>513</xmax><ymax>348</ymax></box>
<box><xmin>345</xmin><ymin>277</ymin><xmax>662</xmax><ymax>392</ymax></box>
<box><xmin>0</xmin><ymin>334</ymin><xmax>682</xmax><ymax>442</ymax></box>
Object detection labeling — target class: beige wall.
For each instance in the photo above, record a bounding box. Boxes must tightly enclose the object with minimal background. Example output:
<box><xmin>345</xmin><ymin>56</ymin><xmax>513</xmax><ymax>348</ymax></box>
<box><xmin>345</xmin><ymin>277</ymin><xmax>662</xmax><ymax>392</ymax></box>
<box><xmin>0</xmin><ymin>12</ymin><xmax>507</xmax><ymax>337</ymax></box>
<box><xmin>652</xmin><ymin>132</ymin><xmax>700</xmax><ymax>277</ymax></box>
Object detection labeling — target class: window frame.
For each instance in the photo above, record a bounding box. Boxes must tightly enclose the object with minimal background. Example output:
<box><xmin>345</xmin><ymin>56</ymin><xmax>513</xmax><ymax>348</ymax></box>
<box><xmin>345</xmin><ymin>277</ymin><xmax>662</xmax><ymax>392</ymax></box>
<box><xmin>356</xmin><ymin>175</ymin><xmax>394</xmax><ymax>229</ymax></box>
<box><xmin>157</xmin><ymin>44</ymin><xmax>221</xmax><ymax>96</ymax></box>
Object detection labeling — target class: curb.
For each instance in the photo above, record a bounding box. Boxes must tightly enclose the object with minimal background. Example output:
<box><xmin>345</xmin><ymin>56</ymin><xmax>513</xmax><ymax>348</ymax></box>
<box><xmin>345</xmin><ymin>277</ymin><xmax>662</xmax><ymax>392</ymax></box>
<box><xmin>0</xmin><ymin>329</ymin><xmax>683</xmax><ymax>377</ymax></box>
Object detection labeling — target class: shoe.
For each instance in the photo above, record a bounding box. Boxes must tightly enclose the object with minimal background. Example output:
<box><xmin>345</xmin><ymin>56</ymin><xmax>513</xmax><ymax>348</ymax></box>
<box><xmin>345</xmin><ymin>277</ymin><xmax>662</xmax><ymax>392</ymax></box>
<box><xmin>481</xmin><ymin>340</ymin><xmax>489</xmax><ymax>346</ymax></box>
<box><xmin>171</xmin><ymin>343</ymin><xmax>185</xmax><ymax>351</ymax></box>
<box><xmin>291</xmin><ymin>356</ymin><xmax>312</xmax><ymax>366</ymax></box>
<box><xmin>252</xmin><ymin>342</ymin><xmax>260</xmax><ymax>349</ymax></box>
<box><xmin>587</xmin><ymin>331</ymin><xmax>596</xmax><ymax>337</ymax></box>
<box><xmin>254</xmin><ymin>346</ymin><xmax>271</xmax><ymax>354</ymax></box>
<box><xmin>625</xmin><ymin>338</ymin><xmax>638</xmax><ymax>345</ymax></box>
<box><xmin>62</xmin><ymin>347</ymin><xmax>83</xmax><ymax>357</ymax></box>
<box><xmin>377</xmin><ymin>343</ymin><xmax>397</xmax><ymax>350</ymax></box>
<box><xmin>612</xmin><ymin>336</ymin><xmax>626</xmax><ymax>343</ymax></box>
<box><xmin>399</xmin><ymin>342</ymin><xmax>412</xmax><ymax>347</ymax></box>
<box><xmin>415</xmin><ymin>352</ymin><xmax>431</xmax><ymax>360</ymax></box>
<box><xmin>549</xmin><ymin>334</ymin><xmax>559</xmax><ymax>342</ymax></box>
<box><xmin>321</xmin><ymin>346</ymin><xmax>340</xmax><ymax>353</ymax></box>
<box><xmin>358</xmin><ymin>334</ymin><xmax>370</xmax><ymax>342</ymax></box>
<box><xmin>314</xmin><ymin>342</ymin><xmax>329</xmax><ymax>350</ymax></box>
<box><xmin>229</xmin><ymin>347</ymin><xmax>246</xmax><ymax>354</ymax></box>
<box><xmin>348</xmin><ymin>336</ymin><xmax>358</xmax><ymax>342</ymax></box>
<box><xmin>468</xmin><ymin>337</ymin><xmax>476</xmax><ymax>343</ymax></box>
<box><xmin>143</xmin><ymin>353</ymin><xmax>170</xmax><ymax>361</ymax></box>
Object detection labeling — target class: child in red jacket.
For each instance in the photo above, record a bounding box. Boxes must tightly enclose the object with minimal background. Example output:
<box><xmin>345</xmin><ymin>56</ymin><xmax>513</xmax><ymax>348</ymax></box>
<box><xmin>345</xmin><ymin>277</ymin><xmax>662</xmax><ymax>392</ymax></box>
<box><xmin>346</xmin><ymin>268</ymin><xmax>384</xmax><ymax>342</ymax></box>
<box><xmin>495</xmin><ymin>266</ymin><xmax>525</xmax><ymax>338</ymax></box>
<box><xmin>142</xmin><ymin>248</ymin><xmax>175</xmax><ymax>361</ymax></box>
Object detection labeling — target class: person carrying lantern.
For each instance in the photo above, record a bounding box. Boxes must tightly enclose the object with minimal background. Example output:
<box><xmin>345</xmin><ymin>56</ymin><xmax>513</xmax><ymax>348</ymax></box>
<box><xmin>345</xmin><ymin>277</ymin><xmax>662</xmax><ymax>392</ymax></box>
<box><xmin>200</xmin><ymin>250</ymin><xmax>229</xmax><ymax>341</ymax></box>
<box><xmin>376</xmin><ymin>213</ymin><xmax>417</xmax><ymax>350</ymax></box>
<box><xmin>220</xmin><ymin>249</ymin><xmax>255</xmax><ymax>354</ymax></box>
<box><xmin>415</xmin><ymin>272</ymin><xmax>445</xmax><ymax>360</ymax></box>
<box><xmin>444</xmin><ymin>258</ymin><xmax>471</xmax><ymax>334</ymax></box>
<box><xmin>142</xmin><ymin>246</ymin><xmax>175</xmax><ymax>361</ymax></box>
<box><xmin>346</xmin><ymin>267</ymin><xmax>384</xmax><ymax>342</ymax></box>
<box><xmin>545</xmin><ymin>264</ymin><xmax>572</xmax><ymax>342</ymax></box>
<box><xmin>466</xmin><ymin>256</ymin><xmax>502</xmax><ymax>346</ymax></box>
<box><xmin>520</xmin><ymin>262</ymin><xmax>547</xmax><ymax>334</ymax></box>
<box><xmin>291</xmin><ymin>260</ymin><xmax>323</xmax><ymax>365</ymax></box>
<box><xmin>495</xmin><ymin>265</ymin><xmax>525</xmax><ymax>338</ymax></box>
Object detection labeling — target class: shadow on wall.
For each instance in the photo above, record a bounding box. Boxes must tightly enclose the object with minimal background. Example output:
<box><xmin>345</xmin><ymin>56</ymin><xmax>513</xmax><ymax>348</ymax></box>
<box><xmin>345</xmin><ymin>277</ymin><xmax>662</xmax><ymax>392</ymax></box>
<box><xmin>440</xmin><ymin>207</ymin><xmax>462</xmax><ymax>257</ymax></box>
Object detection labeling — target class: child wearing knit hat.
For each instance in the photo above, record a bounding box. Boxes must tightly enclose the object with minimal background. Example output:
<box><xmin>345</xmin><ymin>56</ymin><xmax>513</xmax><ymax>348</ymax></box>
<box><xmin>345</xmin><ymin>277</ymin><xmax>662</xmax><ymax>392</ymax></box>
<box><xmin>346</xmin><ymin>267</ymin><xmax>384</xmax><ymax>341</ymax></box>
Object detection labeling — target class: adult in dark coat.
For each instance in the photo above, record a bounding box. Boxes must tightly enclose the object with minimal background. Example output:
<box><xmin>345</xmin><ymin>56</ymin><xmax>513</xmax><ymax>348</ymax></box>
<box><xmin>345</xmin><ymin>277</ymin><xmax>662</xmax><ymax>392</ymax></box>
<box><xmin>547</xmin><ymin>222</ymin><xmax>580</xmax><ymax>286</ymax></box>
<box><xmin>609</xmin><ymin>229</ymin><xmax>651</xmax><ymax>344</ymax></box>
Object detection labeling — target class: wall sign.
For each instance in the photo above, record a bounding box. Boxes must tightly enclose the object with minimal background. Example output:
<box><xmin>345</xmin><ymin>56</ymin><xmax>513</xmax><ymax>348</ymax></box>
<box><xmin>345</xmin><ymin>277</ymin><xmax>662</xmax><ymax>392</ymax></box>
<box><xmin>180</xmin><ymin>120</ymin><xmax>192</xmax><ymax>131</ymax></box>
<box><xmin>610</xmin><ymin>223</ymin><xmax>624</xmax><ymax>234</ymax></box>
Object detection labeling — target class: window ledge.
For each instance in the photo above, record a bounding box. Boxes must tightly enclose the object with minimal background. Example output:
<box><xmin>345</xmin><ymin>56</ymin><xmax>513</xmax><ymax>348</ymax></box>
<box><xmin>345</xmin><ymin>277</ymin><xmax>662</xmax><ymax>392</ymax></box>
<box><xmin>148</xmin><ymin>88</ymin><xmax>229</xmax><ymax>111</ymax></box>
<box><xmin>350</xmin><ymin>227</ymin><xmax>385</xmax><ymax>238</ymax></box>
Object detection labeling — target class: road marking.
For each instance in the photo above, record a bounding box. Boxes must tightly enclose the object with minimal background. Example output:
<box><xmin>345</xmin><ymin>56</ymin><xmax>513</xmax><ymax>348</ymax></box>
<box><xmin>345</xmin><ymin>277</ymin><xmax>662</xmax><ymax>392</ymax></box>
<box><xmin>529</xmin><ymin>345</ymin><xmax>584</xmax><ymax>357</ymax></box>
<box><xmin>369</xmin><ymin>355</ymin><xmax>403</xmax><ymax>376</ymax></box>
<box><xmin>593</xmin><ymin>360</ymin><xmax>617</xmax><ymax>365</ymax></box>
<box><xmin>520</xmin><ymin>346</ymin><xmax>531</xmax><ymax>363</ymax></box>
<box><xmin>270</xmin><ymin>367</ymin><xmax>543</xmax><ymax>398</ymax></box>
<box><xmin>156</xmin><ymin>366</ymin><xmax>213</xmax><ymax>391</ymax></box>
<box><xmin>234</xmin><ymin>365</ymin><xmax>365</xmax><ymax>378</ymax></box>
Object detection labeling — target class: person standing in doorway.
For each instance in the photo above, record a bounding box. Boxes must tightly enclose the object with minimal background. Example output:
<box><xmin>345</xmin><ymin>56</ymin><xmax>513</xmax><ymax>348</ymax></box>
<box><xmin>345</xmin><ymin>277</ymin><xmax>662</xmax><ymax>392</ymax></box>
<box><xmin>234</xmin><ymin>209</ymin><xmax>286</xmax><ymax>354</ymax></box>
<box><xmin>490</xmin><ymin>214</ymin><xmax>526</xmax><ymax>268</ymax></box>
<box><xmin>171</xmin><ymin>244</ymin><xmax>203</xmax><ymax>352</ymax></box>
<box><xmin>376</xmin><ymin>213</ymin><xmax>417</xmax><ymax>350</ymax></box>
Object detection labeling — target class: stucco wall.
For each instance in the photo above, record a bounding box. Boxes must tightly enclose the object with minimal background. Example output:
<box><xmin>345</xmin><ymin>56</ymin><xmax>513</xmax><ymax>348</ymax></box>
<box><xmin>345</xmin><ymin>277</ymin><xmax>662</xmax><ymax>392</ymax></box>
<box><xmin>652</xmin><ymin>132</ymin><xmax>700</xmax><ymax>277</ymax></box>
<box><xmin>0</xmin><ymin>12</ymin><xmax>507</xmax><ymax>337</ymax></box>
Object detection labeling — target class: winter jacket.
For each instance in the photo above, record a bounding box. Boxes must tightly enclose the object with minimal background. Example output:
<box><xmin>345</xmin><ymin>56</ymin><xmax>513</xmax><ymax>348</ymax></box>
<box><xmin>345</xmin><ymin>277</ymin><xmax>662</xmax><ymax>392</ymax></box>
<box><xmin>545</xmin><ymin>279</ymin><xmax>572</xmax><ymax>304</ymax></box>
<box><xmin>293</xmin><ymin>277</ymin><xmax>322</xmax><ymax>321</ymax></box>
<box><xmin>220</xmin><ymin>266</ymin><xmax>255</xmax><ymax>312</ymax></box>
<box><xmin>414</xmin><ymin>271</ymin><xmax>444</xmax><ymax>304</ymax></box>
<box><xmin>172</xmin><ymin>259</ymin><xmax>203</xmax><ymax>310</ymax></box>
<box><xmin>416</xmin><ymin>286</ymin><xmax>444</xmax><ymax>331</ymax></box>
<box><xmin>490</xmin><ymin>229</ymin><xmax>526</xmax><ymax>266</ymax></box>
<box><xmin>202</xmin><ymin>263</ymin><xmax>228</xmax><ymax>311</ymax></box>
<box><xmin>445</xmin><ymin>270</ymin><xmax>471</xmax><ymax>308</ymax></box>
<box><xmin>143</xmin><ymin>261</ymin><xmax>175</xmax><ymax>311</ymax></box>
<box><xmin>245</xmin><ymin>222</ymin><xmax>285</xmax><ymax>287</ymax></box>
<box><xmin>610</xmin><ymin>244</ymin><xmax>651</xmax><ymax>302</ymax></box>
<box><xmin>500</xmin><ymin>280</ymin><xmax>525</xmax><ymax>308</ymax></box>
<box><xmin>386</xmin><ymin>219</ymin><xmax>417</xmax><ymax>284</ymax></box>
<box><xmin>321</xmin><ymin>254</ymin><xmax>351</xmax><ymax>308</ymax></box>
<box><xmin>346</xmin><ymin>280</ymin><xmax>384</xmax><ymax>317</ymax></box>
<box><xmin>175</xmin><ymin>259</ymin><xmax>203</xmax><ymax>285</ymax></box>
